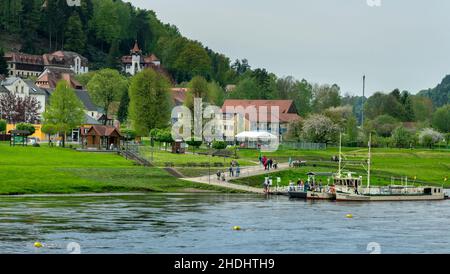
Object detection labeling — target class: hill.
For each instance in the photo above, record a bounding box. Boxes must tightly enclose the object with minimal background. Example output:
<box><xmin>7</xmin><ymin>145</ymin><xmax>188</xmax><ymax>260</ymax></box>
<box><xmin>417</xmin><ymin>75</ymin><xmax>450</xmax><ymax>108</ymax></box>
<box><xmin>0</xmin><ymin>0</ymin><xmax>239</xmax><ymax>86</ymax></box>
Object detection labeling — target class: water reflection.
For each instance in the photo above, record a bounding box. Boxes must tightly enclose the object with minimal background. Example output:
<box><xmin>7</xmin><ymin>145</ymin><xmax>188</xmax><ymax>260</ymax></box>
<box><xmin>0</xmin><ymin>193</ymin><xmax>449</xmax><ymax>254</ymax></box>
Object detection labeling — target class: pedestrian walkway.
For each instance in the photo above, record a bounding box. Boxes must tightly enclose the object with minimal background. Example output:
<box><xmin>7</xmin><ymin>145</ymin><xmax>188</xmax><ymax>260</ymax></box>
<box><xmin>181</xmin><ymin>162</ymin><xmax>290</xmax><ymax>194</ymax></box>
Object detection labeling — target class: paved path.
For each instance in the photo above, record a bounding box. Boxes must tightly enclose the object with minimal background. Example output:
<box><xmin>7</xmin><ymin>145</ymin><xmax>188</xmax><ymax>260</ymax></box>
<box><xmin>182</xmin><ymin>163</ymin><xmax>291</xmax><ymax>194</ymax></box>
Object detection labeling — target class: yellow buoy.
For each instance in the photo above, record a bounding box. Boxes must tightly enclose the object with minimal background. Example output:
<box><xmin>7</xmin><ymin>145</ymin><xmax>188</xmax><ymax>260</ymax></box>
<box><xmin>346</xmin><ymin>214</ymin><xmax>353</xmax><ymax>218</ymax></box>
<box><xmin>34</xmin><ymin>242</ymin><xmax>43</xmax><ymax>248</ymax></box>
<box><xmin>233</xmin><ymin>226</ymin><xmax>241</xmax><ymax>231</ymax></box>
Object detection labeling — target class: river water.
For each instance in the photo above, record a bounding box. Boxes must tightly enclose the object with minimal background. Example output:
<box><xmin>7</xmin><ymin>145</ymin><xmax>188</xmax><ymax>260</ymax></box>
<box><xmin>0</xmin><ymin>193</ymin><xmax>449</xmax><ymax>254</ymax></box>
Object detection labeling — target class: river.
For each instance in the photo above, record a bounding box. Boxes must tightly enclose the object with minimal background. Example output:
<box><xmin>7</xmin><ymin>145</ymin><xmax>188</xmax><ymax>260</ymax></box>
<box><xmin>0</xmin><ymin>193</ymin><xmax>449</xmax><ymax>254</ymax></box>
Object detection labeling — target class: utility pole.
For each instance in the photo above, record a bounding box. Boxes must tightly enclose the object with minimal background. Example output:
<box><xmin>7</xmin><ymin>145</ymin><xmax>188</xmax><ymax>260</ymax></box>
<box><xmin>362</xmin><ymin>75</ymin><xmax>366</xmax><ymax>128</ymax></box>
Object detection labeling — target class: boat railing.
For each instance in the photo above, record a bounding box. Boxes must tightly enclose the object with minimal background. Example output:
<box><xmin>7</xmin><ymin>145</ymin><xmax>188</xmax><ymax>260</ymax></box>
<box><xmin>360</xmin><ymin>186</ymin><xmax>426</xmax><ymax>195</ymax></box>
<box><xmin>282</xmin><ymin>185</ymin><xmax>334</xmax><ymax>193</ymax></box>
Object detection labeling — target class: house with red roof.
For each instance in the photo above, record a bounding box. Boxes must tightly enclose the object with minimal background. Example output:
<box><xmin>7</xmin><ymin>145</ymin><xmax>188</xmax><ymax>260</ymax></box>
<box><xmin>4</xmin><ymin>50</ymin><xmax>89</xmax><ymax>78</ymax></box>
<box><xmin>222</xmin><ymin>99</ymin><xmax>301</xmax><ymax>139</ymax></box>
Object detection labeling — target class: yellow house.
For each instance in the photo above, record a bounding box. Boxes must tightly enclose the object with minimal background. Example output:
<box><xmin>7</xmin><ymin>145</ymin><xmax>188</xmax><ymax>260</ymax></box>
<box><xmin>7</xmin><ymin>124</ymin><xmax>47</xmax><ymax>141</ymax></box>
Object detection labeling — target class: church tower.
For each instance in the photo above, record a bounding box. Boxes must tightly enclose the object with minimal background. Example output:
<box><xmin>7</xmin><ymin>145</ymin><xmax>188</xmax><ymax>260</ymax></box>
<box><xmin>130</xmin><ymin>40</ymin><xmax>142</xmax><ymax>75</ymax></box>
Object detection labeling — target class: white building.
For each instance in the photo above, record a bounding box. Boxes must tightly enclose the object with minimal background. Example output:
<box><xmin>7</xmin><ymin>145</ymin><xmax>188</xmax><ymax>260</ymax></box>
<box><xmin>121</xmin><ymin>41</ymin><xmax>160</xmax><ymax>76</ymax></box>
<box><xmin>4</xmin><ymin>50</ymin><xmax>89</xmax><ymax>78</ymax></box>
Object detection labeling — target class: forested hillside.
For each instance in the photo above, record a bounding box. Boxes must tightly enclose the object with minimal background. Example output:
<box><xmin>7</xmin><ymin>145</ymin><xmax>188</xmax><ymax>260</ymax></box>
<box><xmin>418</xmin><ymin>75</ymin><xmax>450</xmax><ymax>108</ymax></box>
<box><xmin>0</xmin><ymin>0</ymin><xmax>237</xmax><ymax>85</ymax></box>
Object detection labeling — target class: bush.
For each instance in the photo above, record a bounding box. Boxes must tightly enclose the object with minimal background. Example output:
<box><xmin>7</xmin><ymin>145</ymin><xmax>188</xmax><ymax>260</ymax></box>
<box><xmin>16</xmin><ymin>123</ymin><xmax>36</xmax><ymax>136</ymax></box>
<box><xmin>212</xmin><ymin>140</ymin><xmax>227</xmax><ymax>150</ymax></box>
<box><xmin>392</xmin><ymin>126</ymin><xmax>414</xmax><ymax>148</ymax></box>
<box><xmin>186</xmin><ymin>138</ymin><xmax>203</xmax><ymax>149</ymax></box>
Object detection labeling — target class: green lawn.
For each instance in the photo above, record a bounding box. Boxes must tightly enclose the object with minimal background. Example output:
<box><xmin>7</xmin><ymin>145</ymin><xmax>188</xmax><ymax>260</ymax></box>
<box><xmin>0</xmin><ymin>143</ymin><xmax>242</xmax><ymax>195</ymax></box>
<box><xmin>232</xmin><ymin>147</ymin><xmax>450</xmax><ymax>188</ymax></box>
<box><xmin>139</xmin><ymin>147</ymin><xmax>256</xmax><ymax>167</ymax></box>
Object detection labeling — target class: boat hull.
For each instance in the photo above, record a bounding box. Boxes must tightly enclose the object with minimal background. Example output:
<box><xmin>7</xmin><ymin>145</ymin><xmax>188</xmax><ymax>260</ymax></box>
<box><xmin>288</xmin><ymin>191</ymin><xmax>307</xmax><ymax>199</ymax></box>
<box><xmin>336</xmin><ymin>192</ymin><xmax>445</xmax><ymax>201</ymax></box>
<box><xmin>307</xmin><ymin>191</ymin><xmax>335</xmax><ymax>200</ymax></box>
<box><xmin>288</xmin><ymin>190</ymin><xmax>335</xmax><ymax>200</ymax></box>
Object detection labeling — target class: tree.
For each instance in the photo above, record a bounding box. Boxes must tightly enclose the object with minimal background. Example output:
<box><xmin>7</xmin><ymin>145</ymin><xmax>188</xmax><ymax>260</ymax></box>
<box><xmin>207</xmin><ymin>81</ymin><xmax>225</xmax><ymax>106</ymax></box>
<box><xmin>87</xmin><ymin>69</ymin><xmax>128</xmax><ymax>125</ymax></box>
<box><xmin>184</xmin><ymin>76</ymin><xmax>224</xmax><ymax>109</ymax></box>
<box><xmin>432</xmin><ymin>105</ymin><xmax>450</xmax><ymax>133</ymax></box>
<box><xmin>64</xmin><ymin>12</ymin><xmax>87</xmax><ymax>53</ymax></box>
<box><xmin>400</xmin><ymin>91</ymin><xmax>415</xmax><ymax>121</ymax></box>
<box><xmin>418</xmin><ymin>128</ymin><xmax>443</xmax><ymax>149</ymax></box>
<box><xmin>106</xmin><ymin>40</ymin><xmax>122</xmax><ymax>70</ymax></box>
<box><xmin>251</xmin><ymin>68</ymin><xmax>277</xmax><ymax>100</ymax></box>
<box><xmin>0</xmin><ymin>119</ymin><xmax>6</xmax><ymax>134</ymax></box>
<box><xmin>0</xmin><ymin>91</ymin><xmax>41</xmax><ymax>124</ymax></box>
<box><xmin>392</xmin><ymin>126</ymin><xmax>414</xmax><ymax>148</ymax></box>
<box><xmin>412</xmin><ymin>96</ymin><xmax>433</xmax><ymax>122</ymax></box>
<box><xmin>117</xmin><ymin>89</ymin><xmax>130</xmax><ymax>124</ymax></box>
<box><xmin>19</xmin><ymin>0</ymin><xmax>40</xmax><ymax>54</ymax></box>
<box><xmin>43</xmin><ymin>81</ymin><xmax>85</xmax><ymax>147</ymax></box>
<box><xmin>364</xmin><ymin>92</ymin><xmax>406</xmax><ymax>121</ymax></box>
<box><xmin>128</xmin><ymin>69</ymin><xmax>172</xmax><ymax>136</ymax></box>
<box><xmin>345</xmin><ymin>116</ymin><xmax>358</xmax><ymax>146</ymax></box>
<box><xmin>174</xmin><ymin>42</ymin><xmax>211</xmax><ymax>81</ymax></box>
<box><xmin>41</xmin><ymin>123</ymin><xmax>58</xmax><ymax>144</ymax></box>
<box><xmin>301</xmin><ymin>114</ymin><xmax>339</xmax><ymax>144</ymax></box>
<box><xmin>285</xmin><ymin>119</ymin><xmax>304</xmax><ymax>142</ymax></box>
<box><xmin>121</xmin><ymin>128</ymin><xmax>137</xmax><ymax>141</ymax></box>
<box><xmin>230</xmin><ymin>77</ymin><xmax>260</xmax><ymax>99</ymax></box>
<box><xmin>370</xmin><ymin>115</ymin><xmax>400</xmax><ymax>137</ymax></box>
<box><xmin>150</xmin><ymin>128</ymin><xmax>173</xmax><ymax>150</ymax></box>
<box><xmin>158</xmin><ymin>128</ymin><xmax>174</xmax><ymax>151</ymax></box>
<box><xmin>312</xmin><ymin>84</ymin><xmax>341</xmax><ymax>113</ymax></box>
<box><xmin>16</xmin><ymin>122</ymin><xmax>35</xmax><ymax>136</ymax></box>
<box><xmin>276</xmin><ymin>77</ymin><xmax>313</xmax><ymax>116</ymax></box>
<box><xmin>231</xmin><ymin>59</ymin><xmax>250</xmax><ymax>75</ymax></box>
<box><xmin>0</xmin><ymin>48</ymin><xmax>8</xmax><ymax>76</ymax></box>
<box><xmin>184</xmin><ymin>76</ymin><xmax>210</xmax><ymax>110</ymax></box>
<box><xmin>292</xmin><ymin>79</ymin><xmax>313</xmax><ymax>116</ymax></box>
<box><xmin>323</xmin><ymin>105</ymin><xmax>353</xmax><ymax>128</ymax></box>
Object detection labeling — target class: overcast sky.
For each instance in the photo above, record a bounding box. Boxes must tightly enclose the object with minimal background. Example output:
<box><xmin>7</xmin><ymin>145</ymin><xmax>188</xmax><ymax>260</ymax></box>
<box><xmin>127</xmin><ymin>0</ymin><xmax>450</xmax><ymax>96</ymax></box>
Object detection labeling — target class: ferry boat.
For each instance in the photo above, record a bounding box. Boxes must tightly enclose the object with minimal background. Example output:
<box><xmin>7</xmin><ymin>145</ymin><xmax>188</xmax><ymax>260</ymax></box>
<box><xmin>335</xmin><ymin>134</ymin><xmax>445</xmax><ymax>202</ymax></box>
<box><xmin>287</xmin><ymin>172</ymin><xmax>336</xmax><ymax>200</ymax></box>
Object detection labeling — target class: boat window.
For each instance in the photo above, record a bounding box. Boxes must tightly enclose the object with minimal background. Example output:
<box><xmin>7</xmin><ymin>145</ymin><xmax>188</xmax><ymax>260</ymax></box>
<box><xmin>434</xmin><ymin>189</ymin><xmax>437</xmax><ymax>193</ymax></box>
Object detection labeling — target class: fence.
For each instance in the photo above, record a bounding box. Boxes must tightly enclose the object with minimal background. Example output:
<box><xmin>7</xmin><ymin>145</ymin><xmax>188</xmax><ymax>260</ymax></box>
<box><xmin>280</xmin><ymin>141</ymin><xmax>327</xmax><ymax>150</ymax></box>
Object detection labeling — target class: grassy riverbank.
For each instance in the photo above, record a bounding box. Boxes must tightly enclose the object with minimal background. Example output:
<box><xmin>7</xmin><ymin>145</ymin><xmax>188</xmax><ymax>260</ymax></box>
<box><xmin>0</xmin><ymin>143</ymin><xmax>242</xmax><ymax>195</ymax></box>
<box><xmin>232</xmin><ymin>147</ymin><xmax>450</xmax><ymax>188</ymax></box>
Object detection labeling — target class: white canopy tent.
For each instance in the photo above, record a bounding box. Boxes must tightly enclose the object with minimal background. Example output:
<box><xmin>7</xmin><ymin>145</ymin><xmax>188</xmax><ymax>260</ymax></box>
<box><xmin>235</xmin><ymin>131</ymin><xmax>278</xmax><ymax>150</ymax></box>
<box><xmin>235</xmin><ymin>131</ymin><xmax>278</xmax><ymax>140</ymax></box>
